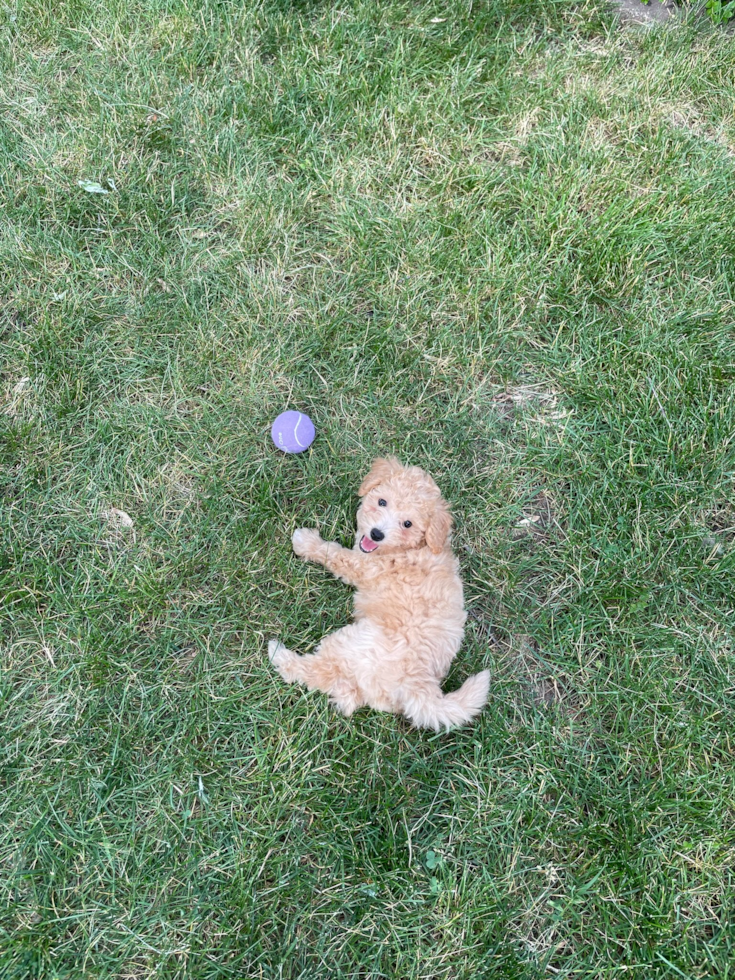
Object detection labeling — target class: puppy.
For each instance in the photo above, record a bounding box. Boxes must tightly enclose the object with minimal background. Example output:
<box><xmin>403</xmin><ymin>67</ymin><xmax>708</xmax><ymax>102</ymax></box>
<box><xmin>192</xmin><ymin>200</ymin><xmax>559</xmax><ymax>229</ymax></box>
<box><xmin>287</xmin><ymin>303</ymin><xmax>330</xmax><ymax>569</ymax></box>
<box><xmin>268</xmin><ymin>457</ymin><xmax>489</xmax><ymax>730</ymax></box>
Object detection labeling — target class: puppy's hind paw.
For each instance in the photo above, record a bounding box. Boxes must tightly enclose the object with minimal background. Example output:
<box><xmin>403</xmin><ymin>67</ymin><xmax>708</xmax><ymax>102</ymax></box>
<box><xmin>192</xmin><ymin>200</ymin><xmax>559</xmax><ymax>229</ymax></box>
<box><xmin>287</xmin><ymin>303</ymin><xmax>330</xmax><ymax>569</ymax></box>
<box><xmin>267</xmin><ymin>639</ymin><xmax>301</xmax><ymax>683</ymax></box>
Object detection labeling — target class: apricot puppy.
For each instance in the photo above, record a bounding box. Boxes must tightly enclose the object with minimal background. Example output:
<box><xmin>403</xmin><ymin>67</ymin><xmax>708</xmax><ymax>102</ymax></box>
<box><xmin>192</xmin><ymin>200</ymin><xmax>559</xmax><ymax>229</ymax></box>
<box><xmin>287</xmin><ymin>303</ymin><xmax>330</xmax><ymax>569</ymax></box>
<box><xmin>268</xmin><ymin>457</ymin><xmax>489</xmax><ymax>730</ymax></box>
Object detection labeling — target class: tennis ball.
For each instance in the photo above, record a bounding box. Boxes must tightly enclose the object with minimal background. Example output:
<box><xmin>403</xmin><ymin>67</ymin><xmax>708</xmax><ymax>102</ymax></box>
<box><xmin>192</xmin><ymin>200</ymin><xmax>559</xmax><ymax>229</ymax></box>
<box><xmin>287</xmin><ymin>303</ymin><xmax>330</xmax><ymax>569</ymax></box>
<box><xmin>271</xmin><ymin>410</ymin><xmax>316</xmax><ymax>454</ymax></box>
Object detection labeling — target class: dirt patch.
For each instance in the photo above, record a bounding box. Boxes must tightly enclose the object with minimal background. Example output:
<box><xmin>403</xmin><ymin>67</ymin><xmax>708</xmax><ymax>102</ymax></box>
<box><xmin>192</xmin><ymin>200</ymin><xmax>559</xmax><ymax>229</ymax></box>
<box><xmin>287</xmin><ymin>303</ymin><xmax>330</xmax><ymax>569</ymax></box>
<box><xmin>512</xmin><ymin>490</ymin><xmax>557</xmax><ymax>541</ymax></box>
<box><xmin>99</xmin><ymin>506</ymin><xmax>137</xmax><ymax>549</ymax></box>
<box><xmin>504</xmin><ymin>635</ymin><xmax>584</xmax><ymax>717</ymax></box>
<box><xmin>702</xmin><ymin>504</ymin><xmax>735</xmax><ymax>555</ymax></box>
<box><xmin>173</xmin><ymin>645</ymin><xmax>198</xmax><ymax>672</ymax></box>
<box><xmin>491</xmin><ymin>385</ymin><xmax>571</xmax><ymax>429</ymax></box>
<box><xmin>612</xmin><ymin>0</ymin><xmax>678</xmax><ymax>24</ymax></box>
<box><xmin>493</xmin><ymin>384</ymin><xmax>557</xmax><ymax>416</ymax></box>
<box><xmin>707</xmin><ymin>505</ymin><xmax>735</xmax><ymax>539</ymax></box>
<box><xmin>511</xmin><ymin>635</ymin><xmax>567</xmax><ymax>707</ymax></box>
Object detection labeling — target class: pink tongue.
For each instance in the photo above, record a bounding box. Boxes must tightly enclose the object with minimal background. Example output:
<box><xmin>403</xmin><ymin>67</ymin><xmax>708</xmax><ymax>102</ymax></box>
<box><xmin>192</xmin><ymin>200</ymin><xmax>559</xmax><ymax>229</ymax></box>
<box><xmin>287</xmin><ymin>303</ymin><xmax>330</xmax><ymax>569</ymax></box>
<box><xmin>360</xmin><ymin>535</ymin><xmax>379</xmax><ymax>552</ymax></box>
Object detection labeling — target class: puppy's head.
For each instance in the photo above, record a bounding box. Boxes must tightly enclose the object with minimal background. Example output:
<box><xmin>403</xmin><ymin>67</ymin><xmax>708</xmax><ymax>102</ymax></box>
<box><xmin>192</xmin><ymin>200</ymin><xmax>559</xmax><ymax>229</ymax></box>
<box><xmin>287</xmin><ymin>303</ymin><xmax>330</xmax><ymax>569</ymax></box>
<box><xmin>355</xmin><ymin>457</ymin><xmax>452</xmax><ymax>556</ymax></box>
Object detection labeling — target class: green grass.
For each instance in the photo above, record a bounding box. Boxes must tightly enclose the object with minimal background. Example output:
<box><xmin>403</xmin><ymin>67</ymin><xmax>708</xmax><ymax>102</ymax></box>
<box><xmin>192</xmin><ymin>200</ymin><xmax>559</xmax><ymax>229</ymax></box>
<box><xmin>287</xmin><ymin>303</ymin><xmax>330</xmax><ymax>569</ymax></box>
<box><xmin>1</xmin><ymin>0</ymin><xmax>735</xmax><ymax>976</ymax></box>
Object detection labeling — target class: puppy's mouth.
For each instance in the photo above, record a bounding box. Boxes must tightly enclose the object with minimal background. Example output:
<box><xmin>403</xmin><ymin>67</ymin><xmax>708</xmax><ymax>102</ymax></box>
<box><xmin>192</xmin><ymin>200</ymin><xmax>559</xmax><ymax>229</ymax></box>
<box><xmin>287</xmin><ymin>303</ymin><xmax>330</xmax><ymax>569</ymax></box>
<box><xmin>359</xmin><ymin>535</ymin><xmax>380</xmax><ymax>553</ymax></box>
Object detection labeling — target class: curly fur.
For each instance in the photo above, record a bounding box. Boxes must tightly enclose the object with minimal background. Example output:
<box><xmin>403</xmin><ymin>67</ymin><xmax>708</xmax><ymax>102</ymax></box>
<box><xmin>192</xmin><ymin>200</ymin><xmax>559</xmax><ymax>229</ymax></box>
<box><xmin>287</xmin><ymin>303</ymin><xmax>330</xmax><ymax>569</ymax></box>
<box><xmin>268</xmin><ymin>458</ymin><xmax>489</xmax><ymax>731</ymax></box>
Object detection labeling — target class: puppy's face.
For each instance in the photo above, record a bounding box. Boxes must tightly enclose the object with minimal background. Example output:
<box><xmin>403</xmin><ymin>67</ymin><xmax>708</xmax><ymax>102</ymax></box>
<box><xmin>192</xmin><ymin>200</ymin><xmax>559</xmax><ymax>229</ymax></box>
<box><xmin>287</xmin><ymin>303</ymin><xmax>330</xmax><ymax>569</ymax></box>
<box><xmin>355</xmin><ymin>458</ymin><xmax>452</xmax><ymax>556</ymax></box>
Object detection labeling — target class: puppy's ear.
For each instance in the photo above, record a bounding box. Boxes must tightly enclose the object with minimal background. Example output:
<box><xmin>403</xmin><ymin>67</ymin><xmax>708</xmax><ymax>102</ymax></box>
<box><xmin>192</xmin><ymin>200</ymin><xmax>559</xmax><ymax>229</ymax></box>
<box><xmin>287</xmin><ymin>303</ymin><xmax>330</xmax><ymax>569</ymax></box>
<box><xmin>358</xmin><ymin>457</ymin><xmax>403</xmax><ymax>496</ymax></box>
<box><xmin>425</xmin><ymin>499</ymin><xmax>452</xmax><ymax>554</ymax></box>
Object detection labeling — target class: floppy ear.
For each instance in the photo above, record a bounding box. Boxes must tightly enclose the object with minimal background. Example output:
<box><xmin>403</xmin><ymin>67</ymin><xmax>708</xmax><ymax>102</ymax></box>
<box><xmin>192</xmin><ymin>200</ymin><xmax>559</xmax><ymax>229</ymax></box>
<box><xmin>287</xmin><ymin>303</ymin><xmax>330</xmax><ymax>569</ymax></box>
<box><xmin>358</xmin><ymin>457</ymin><xmax>403</xmax><ymax>497</ymax></box>
<box><xmin>425</xmin><ymin>499</ymin><xmax>453</xmax><ymax>554</ymax></box>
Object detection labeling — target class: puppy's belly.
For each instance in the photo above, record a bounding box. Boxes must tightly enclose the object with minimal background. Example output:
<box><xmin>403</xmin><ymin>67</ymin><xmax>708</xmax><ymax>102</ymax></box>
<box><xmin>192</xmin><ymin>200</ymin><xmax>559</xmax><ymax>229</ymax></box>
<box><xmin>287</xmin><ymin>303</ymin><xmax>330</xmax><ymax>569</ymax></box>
<box><xmin>346</xmin><ymin>619</ymin><xmax>462</xmax><ymax>710</ymax></box>
<box><xmin>344</xmin><ymin>621</ymin><xmax>406</xmax><ymax>710</ymax></box>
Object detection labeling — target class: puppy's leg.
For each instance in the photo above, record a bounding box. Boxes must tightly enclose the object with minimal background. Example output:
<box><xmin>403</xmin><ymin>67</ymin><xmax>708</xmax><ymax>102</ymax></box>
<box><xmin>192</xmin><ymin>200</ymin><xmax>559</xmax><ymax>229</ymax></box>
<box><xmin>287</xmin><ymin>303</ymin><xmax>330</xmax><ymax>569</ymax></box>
<box><xmin>268</xmin><ymin>629</ymin><xmax>365</xmax><ymax>717</ymax></box>
<box><xmin>292</xmin><ymin>529</ymin><xmax>370</xmax><ymax>588</ymax></box>
<box><xmin>267</xmin><ymin>639</ymin><xmax>305</xmax><ymax>683</ymax></box>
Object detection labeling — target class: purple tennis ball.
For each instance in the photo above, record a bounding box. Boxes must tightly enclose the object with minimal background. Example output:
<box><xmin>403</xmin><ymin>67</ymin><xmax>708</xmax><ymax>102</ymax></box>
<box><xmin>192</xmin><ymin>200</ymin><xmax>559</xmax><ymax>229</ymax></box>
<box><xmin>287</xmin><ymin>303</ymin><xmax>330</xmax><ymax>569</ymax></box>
<box><xmin>271</xmin><ymin>410</ymin><xmax>316</xmax><ymax>454</ymax></box>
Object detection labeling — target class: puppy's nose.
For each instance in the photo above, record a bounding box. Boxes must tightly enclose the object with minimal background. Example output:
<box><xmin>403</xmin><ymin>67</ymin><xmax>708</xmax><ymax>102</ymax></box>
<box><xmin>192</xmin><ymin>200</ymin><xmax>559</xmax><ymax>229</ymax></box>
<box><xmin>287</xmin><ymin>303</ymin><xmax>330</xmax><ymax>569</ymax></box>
<box><xmin>370</xmin><ymin>528</ymin><xmax>385</xmax><ymax>542</ymax></box>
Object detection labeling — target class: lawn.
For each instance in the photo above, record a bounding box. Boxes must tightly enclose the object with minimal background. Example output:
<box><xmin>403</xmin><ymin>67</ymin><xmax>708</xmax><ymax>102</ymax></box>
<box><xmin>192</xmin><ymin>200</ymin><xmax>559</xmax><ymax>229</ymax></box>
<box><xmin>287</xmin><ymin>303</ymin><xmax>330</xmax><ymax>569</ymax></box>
<box><xmin>1</xmin><ymin>0</ymin><xmax>734</xmax><ymax>976</ymax></box>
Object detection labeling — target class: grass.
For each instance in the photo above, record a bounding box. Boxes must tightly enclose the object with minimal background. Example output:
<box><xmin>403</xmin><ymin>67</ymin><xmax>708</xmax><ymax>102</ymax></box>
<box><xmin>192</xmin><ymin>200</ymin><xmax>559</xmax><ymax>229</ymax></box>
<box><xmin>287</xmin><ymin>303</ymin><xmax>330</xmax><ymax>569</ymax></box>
<box><xmin>1</xmin><ymin>0</ymin><xmax>735</xmax><ymax>976</ymax></box>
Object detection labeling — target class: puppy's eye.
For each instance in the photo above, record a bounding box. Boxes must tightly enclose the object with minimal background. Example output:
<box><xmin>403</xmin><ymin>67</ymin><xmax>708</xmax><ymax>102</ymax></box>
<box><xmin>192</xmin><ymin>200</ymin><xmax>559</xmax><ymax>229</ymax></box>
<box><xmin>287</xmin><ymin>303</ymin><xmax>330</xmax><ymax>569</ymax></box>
<box><xmin>378</xmin><ymin>499</ymin><xmax>387</xmax><ymax>507</ymax></box>
<box><xmin>403</xmin><ymin>520</ymin><xmax>412</xmax><ymax>528</ymax></box>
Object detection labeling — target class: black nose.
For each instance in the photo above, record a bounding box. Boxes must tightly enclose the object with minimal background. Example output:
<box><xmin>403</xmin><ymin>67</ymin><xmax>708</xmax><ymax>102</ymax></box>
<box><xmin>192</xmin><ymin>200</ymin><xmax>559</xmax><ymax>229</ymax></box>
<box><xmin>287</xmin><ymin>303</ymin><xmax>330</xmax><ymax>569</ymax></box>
<box><xmin>370</xmin><ymin>528</ymin><xmax>385</xmax><ymax>542</ymax></box>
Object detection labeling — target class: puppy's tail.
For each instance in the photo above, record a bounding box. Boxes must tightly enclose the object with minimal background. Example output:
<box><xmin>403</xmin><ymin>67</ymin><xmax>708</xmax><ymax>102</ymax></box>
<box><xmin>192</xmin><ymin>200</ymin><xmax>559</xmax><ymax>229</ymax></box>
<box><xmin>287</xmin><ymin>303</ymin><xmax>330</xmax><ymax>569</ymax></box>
<box><xmin>402</xmin><ymin>670</ymin><xmax>490</xmax><ymax>731</ymax></box>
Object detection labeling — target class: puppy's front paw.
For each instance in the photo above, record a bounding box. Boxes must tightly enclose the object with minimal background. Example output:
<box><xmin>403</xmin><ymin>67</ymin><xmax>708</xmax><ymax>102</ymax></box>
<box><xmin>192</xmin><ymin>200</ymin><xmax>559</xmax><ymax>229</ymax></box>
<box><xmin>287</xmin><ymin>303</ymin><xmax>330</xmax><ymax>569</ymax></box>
<box><xmin>292</xmin><ymin>527</ymin><xmax>323</xmax><ymax>560</ymax></box>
